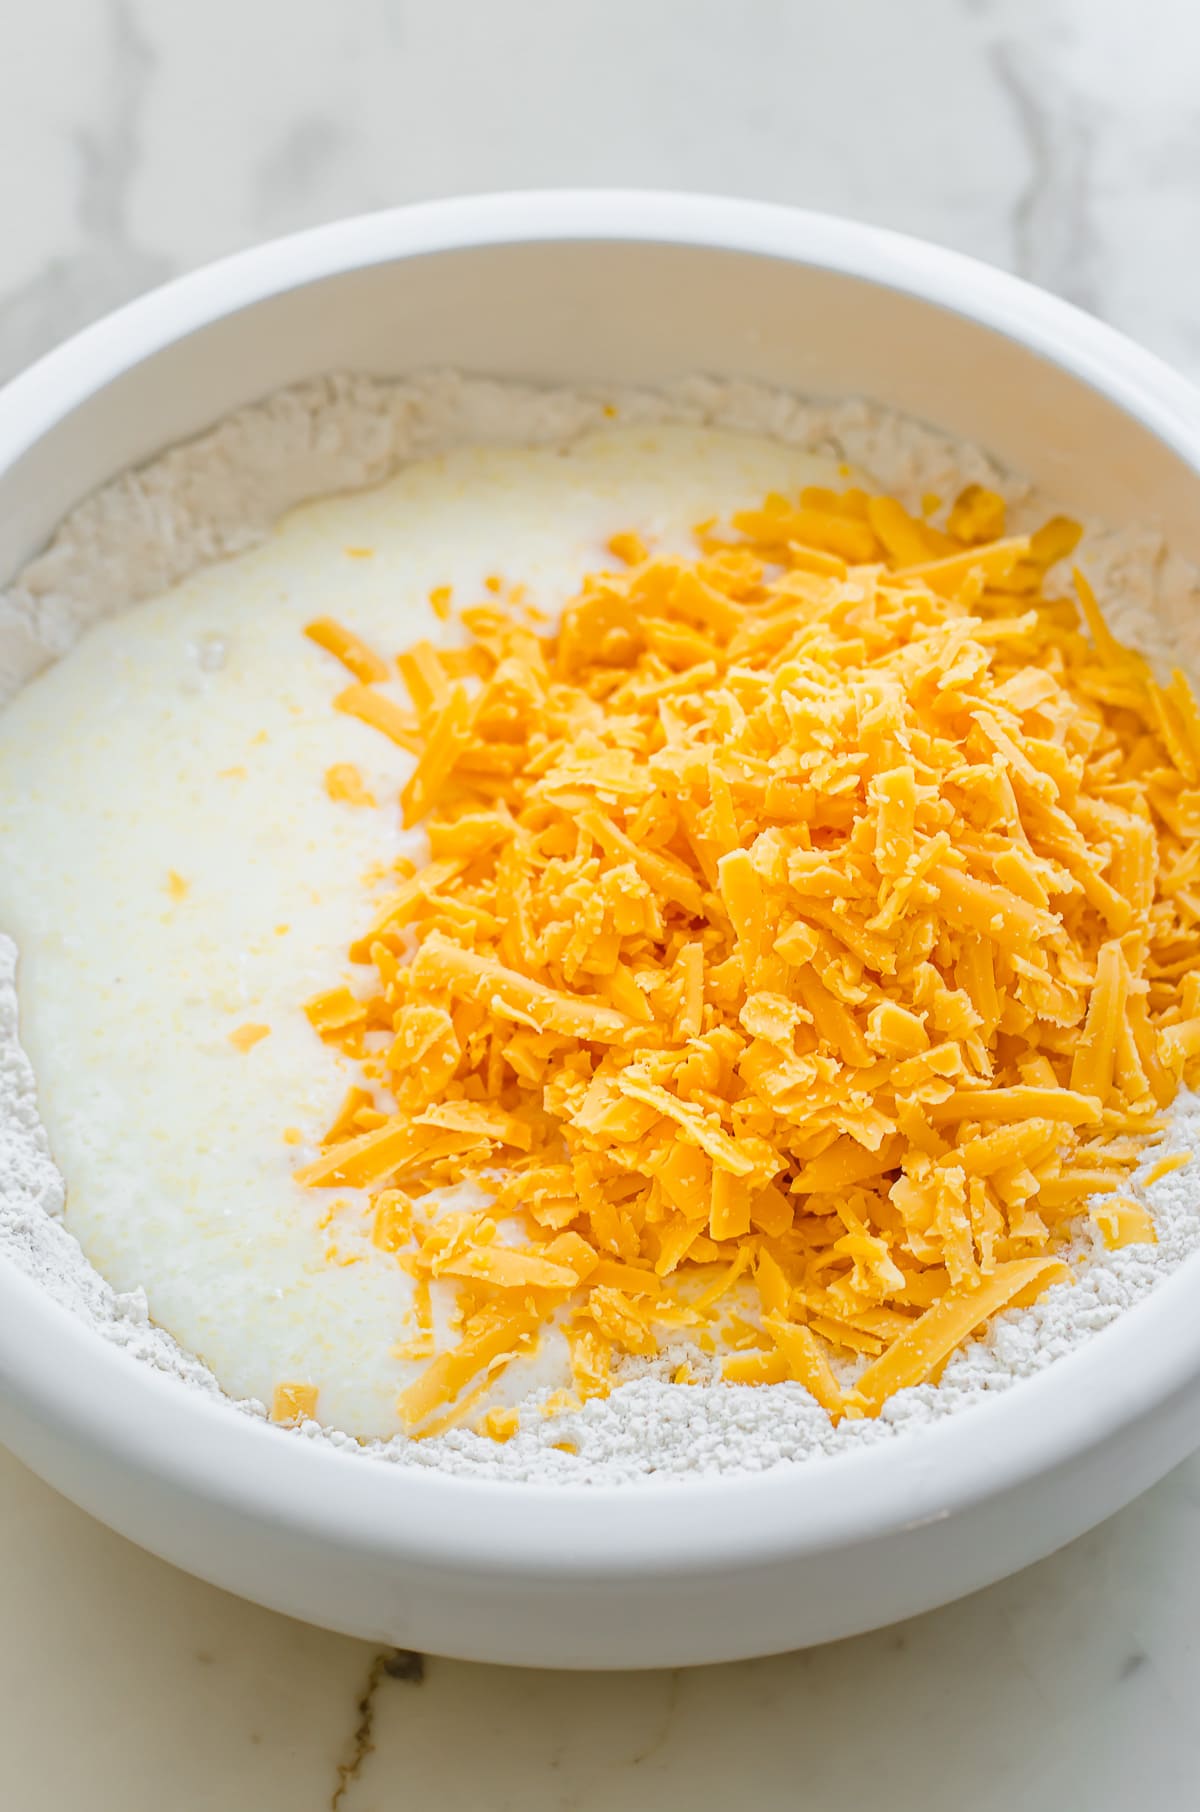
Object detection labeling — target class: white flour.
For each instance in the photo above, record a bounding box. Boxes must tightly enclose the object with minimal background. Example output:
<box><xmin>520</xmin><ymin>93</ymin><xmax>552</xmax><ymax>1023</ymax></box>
<box><xmin>3</xmin><ymin>368</ymin><xmax>1200</xmax><ymax>1484</ymax></box>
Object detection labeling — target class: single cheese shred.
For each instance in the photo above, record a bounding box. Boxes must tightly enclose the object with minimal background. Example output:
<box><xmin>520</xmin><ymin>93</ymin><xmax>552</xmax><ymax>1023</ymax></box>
<box><xmin>295</xmin><ymin>481</ymin><xmax>1200</xmax><ymax>1437</ymax></box>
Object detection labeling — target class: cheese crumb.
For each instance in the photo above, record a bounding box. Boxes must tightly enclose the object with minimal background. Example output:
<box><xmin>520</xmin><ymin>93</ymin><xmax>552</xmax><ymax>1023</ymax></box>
<box><xmin>229</xmin><ymin>1023</ymin><xmax>271</xmax><ymax>1052</ymax></box>
<box><xmin>271</xmin><ymin>1381</ymin><xmax>319</xmax><ymax>1422</ymax></box>
<box><xmin>480</xmin><ymin>1406</ymin><xmax>521</xmax><ymax>1442</ymax></box>
<box><xmin>324</xmin><ymin>762</ymin><xmax>376</xmax><ymax>807</ymax></box>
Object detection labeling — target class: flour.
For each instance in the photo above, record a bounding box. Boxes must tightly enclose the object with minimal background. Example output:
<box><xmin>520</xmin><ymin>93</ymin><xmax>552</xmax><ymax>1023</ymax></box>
<box><xmin>2</xmin><ymin>367</ymin><xmax>1199</xmax><ymax>1484</ymax></box>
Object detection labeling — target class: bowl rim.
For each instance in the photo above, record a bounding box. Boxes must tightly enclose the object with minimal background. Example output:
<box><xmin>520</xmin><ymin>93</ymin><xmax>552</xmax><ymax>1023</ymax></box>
<box><xmin>4</xmin><ymin>188</ymin><xmax>1200</xmax><ymax>1581</ymax></box>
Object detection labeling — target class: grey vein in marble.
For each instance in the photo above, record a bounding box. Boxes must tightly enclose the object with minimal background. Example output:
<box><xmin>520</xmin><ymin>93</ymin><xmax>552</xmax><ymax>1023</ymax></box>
<box><xmin>989</xmin><ymin>36</ymin><xmax>1103</xmax><ymax>311</ymax></box>
<box><xmin>0</xmin><ymin>0</ymin><xmax>171</xmax><ymax>382</ymax></box>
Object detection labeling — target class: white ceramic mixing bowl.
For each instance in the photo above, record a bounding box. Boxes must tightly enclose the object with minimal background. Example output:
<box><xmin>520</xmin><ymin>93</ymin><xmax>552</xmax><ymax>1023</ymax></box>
<box><xmin>2</xmin><ymin>192</ymin><xmax>1200</xmax><ymax>1669</ymax></box>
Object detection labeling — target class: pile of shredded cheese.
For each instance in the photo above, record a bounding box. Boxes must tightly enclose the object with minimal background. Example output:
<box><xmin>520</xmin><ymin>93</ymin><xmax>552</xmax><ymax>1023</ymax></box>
<box><xmin>289</xmin><ymin>481</ymin><xmax>1200</xmax><ymax>1440</ymax></box>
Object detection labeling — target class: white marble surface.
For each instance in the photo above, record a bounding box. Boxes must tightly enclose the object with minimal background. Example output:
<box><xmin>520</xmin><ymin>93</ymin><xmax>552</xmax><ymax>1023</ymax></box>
<box><xmin>4</xmin><ymin>0</ymin><xmax>1200</xmax><ymax>1804</ymax></box>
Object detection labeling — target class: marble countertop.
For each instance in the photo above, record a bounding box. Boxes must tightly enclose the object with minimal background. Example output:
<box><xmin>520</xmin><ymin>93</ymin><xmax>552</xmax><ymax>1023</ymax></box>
<box><xmin>5</xmin><ymin>0</ymin><xmax>1200</xmax><ymax>1805</ymax></box>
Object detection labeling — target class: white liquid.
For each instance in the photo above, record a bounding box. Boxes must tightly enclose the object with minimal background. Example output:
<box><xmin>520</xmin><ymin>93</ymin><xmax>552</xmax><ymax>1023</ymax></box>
<box><xmin>0</xmin><ymin>425</ymin><xmax>841</xmax><ymax>1438</ymax></box>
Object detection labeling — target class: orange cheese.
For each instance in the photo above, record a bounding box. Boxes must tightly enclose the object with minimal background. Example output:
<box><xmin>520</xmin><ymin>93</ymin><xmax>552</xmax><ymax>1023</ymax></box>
<box><xmin>850</xmin><ymin>1258</ymin><xmax>1070</xmax><ymax>1413</ymax></box>
<box><xmin>397</xmin><ymin>1304</ymin><xmax>539</xmax><ymax>1430</ymax></box>
<box><xmin>291</xmin><ymin>476</ymin><xmax>1200</xmax><ymax>1436</ymax></box>
<box><xmin>480</xmin><ymin>1405</ymin><xmax>521</xmax><ymax>1441</ymax></box>
<box><xmin>1144</xmin><ymin>1151</ymin><xmax>1191</xmax><ymax>1186</ymax></box>
<box><xmin>305</xmin><ymin>617</ymin><xmax>389</xmax><ymax>684</ymax></box>
<box><xmin>324</xmin><ymin>762</ymin><xmax>376</xmax><ymax>807</ymax></box>
<box><xmin>271</xmin><ymin>1381</ymin><xmax>319</xmax><ymax>1423</ymax></box>
<box><xmin>608</xmin><ymin>530</ymin><xmax>648</xmax><ymax>565</ymax></box>
<box><xmin>1092</xmin><ymin>1195</ymin><xmax>1157</xmax><ymax>1250</ymax></box>
<box><xmin>229</xmin><ymin>1023</ymin><xmax>270</xmax><ymax>1052</ymax></box>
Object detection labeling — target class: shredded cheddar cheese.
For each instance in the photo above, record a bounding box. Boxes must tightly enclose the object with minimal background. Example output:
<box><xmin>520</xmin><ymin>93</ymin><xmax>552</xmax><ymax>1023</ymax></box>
<box><xmin>324</xmin><ymin>762</ymin><xmax>376</xmax><ymax>807</ymax></box>
<box><xmin>295</xmin><ymin>481</ymin><xmax>1200</xmax><ymax>1437</ymax></box>
<box><xmin>1091</xmin><ymin>1195</ymin><xmax>1157</xmax><ymax>1250</ymax></box>
<box><xmin>480</xmin><ymin>1406</ymin><xmax>521</xmax><ymax>1442</ymax></box>
<box><xmin>1144</xmin><ymin>1151</ymin><xmax>1191</xmax><ymax>1186</ymax></box>
<box><xmin>305</xmin><ymin>616</ymin><xmax>389</xmax><ymax>684</ymax></box>
<box><xmin>229</xmin><ymin>1023</ymin><xmax>271</xmax><ymax>1052</ymax></box>
<box><xmin>272</xmin><ymin>1381</ymin><xmax>319</xmax><ymax>1422</ymax></box>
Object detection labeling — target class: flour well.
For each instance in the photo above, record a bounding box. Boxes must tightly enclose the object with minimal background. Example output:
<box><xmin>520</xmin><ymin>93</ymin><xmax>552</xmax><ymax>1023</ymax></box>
<box><xmin>3</xmin><ymin>369</ymin><xmax>1200</xmax><ymax>1483</ymax></box>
